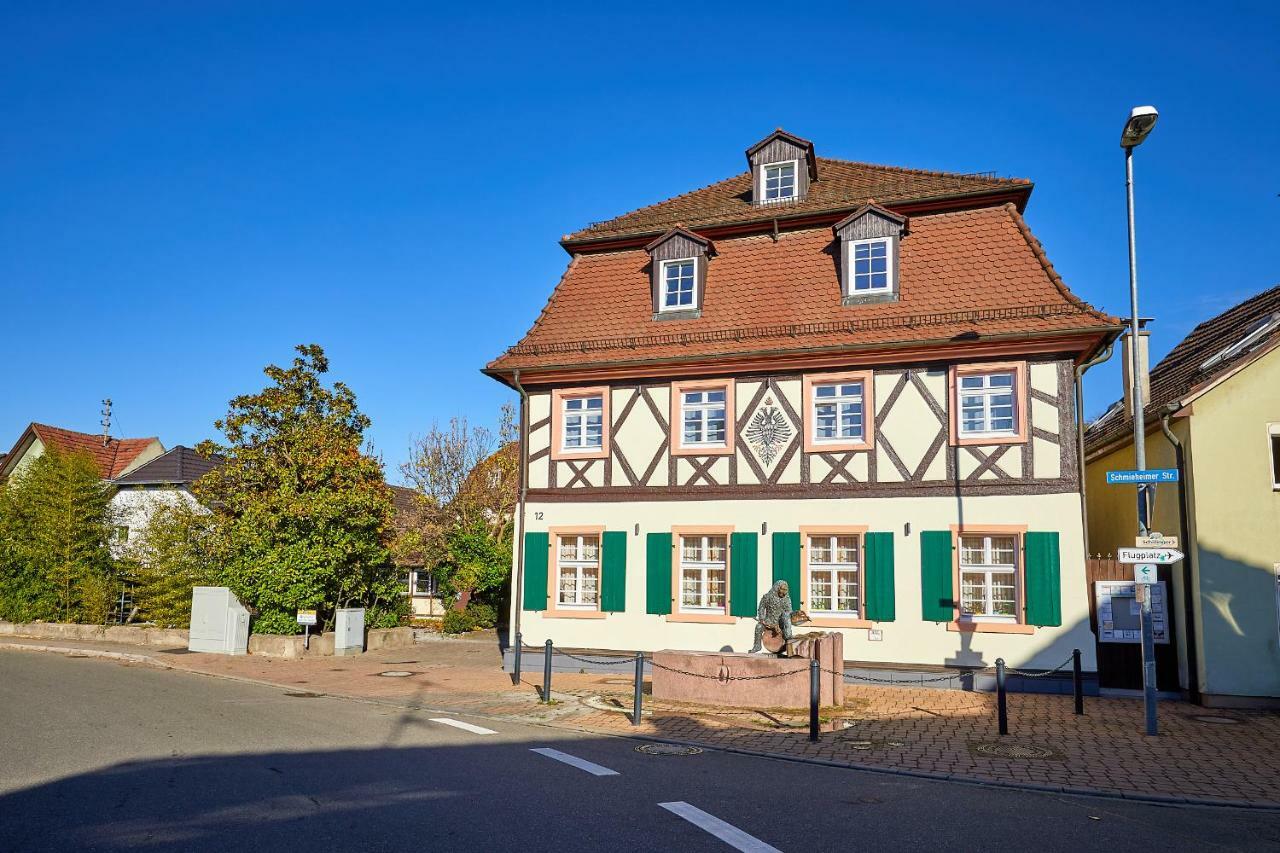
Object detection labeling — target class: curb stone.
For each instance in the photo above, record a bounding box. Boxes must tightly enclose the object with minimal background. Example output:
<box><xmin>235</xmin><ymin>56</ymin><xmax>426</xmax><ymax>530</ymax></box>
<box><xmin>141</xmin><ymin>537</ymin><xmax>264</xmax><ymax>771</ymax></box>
<box><xmin>5</xmin><ymin>641</ymin><xmax>1279</xmax><ymax>812</ymax></box>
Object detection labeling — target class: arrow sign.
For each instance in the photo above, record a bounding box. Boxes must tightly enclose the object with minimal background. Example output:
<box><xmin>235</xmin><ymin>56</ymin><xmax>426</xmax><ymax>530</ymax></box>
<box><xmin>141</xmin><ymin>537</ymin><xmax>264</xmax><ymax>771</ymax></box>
<box><xmin>1118</xmin><ymin>547</ymin><xmax>1184</xmax><ymax>565</ymax></box>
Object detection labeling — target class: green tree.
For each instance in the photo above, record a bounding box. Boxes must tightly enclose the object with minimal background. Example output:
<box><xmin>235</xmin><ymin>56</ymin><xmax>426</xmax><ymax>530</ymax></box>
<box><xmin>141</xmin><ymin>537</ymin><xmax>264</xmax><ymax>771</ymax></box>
<box><xmin>0</xmin><ymin>446</ymin><xmax>118</xmax><ymax>623</ymax></box>
<box><xmin>196</xmin><ymin>344</ymin><xmax>405</xmax><ymax>633</ymax></box>
<box><xmin>129</xmin><ymin>496</ymin><xmax>217</xmax><ymax>628</ymax></box>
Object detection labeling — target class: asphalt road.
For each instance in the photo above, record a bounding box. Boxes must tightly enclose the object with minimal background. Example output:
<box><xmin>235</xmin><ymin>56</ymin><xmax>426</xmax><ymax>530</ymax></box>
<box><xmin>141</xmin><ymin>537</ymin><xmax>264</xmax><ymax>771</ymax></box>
<box><xmin>2</xmin><ymin>651</ymin><xmax>1278</xmax><ymax>852</ymax></box>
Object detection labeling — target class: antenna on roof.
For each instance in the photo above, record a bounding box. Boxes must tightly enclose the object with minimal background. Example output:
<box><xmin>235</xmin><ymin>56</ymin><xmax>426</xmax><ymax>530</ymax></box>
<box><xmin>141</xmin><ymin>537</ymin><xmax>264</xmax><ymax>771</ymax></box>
<box><xmin>100</xmin><ymin>398</ymin><xmax>112</xmax><ymax>446</ymax></box>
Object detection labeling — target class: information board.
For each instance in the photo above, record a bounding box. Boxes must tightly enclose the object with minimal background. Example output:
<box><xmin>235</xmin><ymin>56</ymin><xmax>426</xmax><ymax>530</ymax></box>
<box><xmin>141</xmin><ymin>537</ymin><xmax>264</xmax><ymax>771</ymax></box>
<box><xmin>1096</xmin><ymin>580</ymin><xmax>1169</xmax><ymax>645</ymax></box>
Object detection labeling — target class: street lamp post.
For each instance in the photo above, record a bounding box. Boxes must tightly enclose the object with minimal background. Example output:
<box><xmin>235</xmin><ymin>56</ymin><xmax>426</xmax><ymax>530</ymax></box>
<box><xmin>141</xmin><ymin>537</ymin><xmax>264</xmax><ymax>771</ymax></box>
<box><xmin>1121</xmin><ymin>104</ymin><xmax>1159</xmax><ymax>736</ymax></box>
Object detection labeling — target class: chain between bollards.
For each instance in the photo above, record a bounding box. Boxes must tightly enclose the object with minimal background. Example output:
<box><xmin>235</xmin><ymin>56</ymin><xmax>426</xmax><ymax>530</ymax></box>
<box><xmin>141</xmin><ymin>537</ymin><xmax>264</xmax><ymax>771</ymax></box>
<box><xmin>1072</xmin><ymin>648</ymin><xmax>1084</xmax><ymax>715</ymax></box>
<box><xmin>542</xmin><ymin>639</ymin><xmax>553</xmax><ymax>703</ymax></box>
<box><xmin>809</xmin><ymin>658</ymin><xmax>820</xmax><ymax>742</ymax></box>
<box><xmin>995</xmin><ymin>658</ymin><xmax>1008</xmax><ymax>735</ymax></box>
<box><xmin>632</xmin><ymin>651</ymin><xmax>644</xmax><ymax>726</ymax></box>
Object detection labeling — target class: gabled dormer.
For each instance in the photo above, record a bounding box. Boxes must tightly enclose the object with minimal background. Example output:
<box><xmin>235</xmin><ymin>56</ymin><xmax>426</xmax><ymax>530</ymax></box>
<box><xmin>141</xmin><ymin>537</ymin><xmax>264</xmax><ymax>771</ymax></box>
<box><xmin>746</xmin><ymin>129</ymin><xmax>818</xmax><ymax>206</ymax></box>
<box><xmin>833</xmin><ymin>204</ymin><xmax>907</xmax><ymax>305</ymax></box>
<box><xmin>646</xmin><ymin>226</ymin><xmax>714</xmax><ymax>320</ymax></box>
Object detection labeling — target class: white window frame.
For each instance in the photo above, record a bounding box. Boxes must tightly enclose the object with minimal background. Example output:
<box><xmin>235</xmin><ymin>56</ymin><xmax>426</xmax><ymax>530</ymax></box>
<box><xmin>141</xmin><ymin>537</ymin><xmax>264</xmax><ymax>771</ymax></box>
<box><xmin>681</xmin><ymin>388</ymin><xmax>728</xmax><ymax>449</ymax></box>
<box><xmin>807</xmin><ymin>534</ymin><xmax>861</xmax><ymax>618</ymax></box>
<box><xmin>1269</xmin><ymin>423</ymin><xmax>1280</xmax><ymax>491</ymax></box>
<box><xmin>556</xmin><ymin>534</ymin><xmax>601</xmax><ymax>610</ymax></box>
<box><xmin>561</xmin><ymin>394</ymin><xmax>604</xmax><ymax>452</ymax></box>
<box><xmin>844</xmin><ymin>237</ymin><xmax>894</xmax><ymax>294</ymax></box>
<box><xmin>957</xmin><ymin>370</ymin><xmax>1019</xmax><ymax>438</ymax></box>
<box><xmin>759</xmin><ymin>159</ymin><xmax>798</xmax><ymax>203</ymax></box>
<box><xmin>959</xmin><ymin>534</ymin><xmax>1019</xmax><ymax>622</ymax></box>
<box><xmin>411</xmin><ymin>570</ymin><xmax>438</xmax><ymax>598</ymax></box>
<box><xmin>811</xmin><ymin>380</ymin><xmax>865</xmax><ymax>445</ymax></box>
<box><xmin>659</xmin><ymin>257</ymin><xmax>698</xmax><ymax>312</ymax></box>
<box><xmin>679</xmin><ymin>534</ymin><xmax>728</xmax><ymax>613</ymax></box>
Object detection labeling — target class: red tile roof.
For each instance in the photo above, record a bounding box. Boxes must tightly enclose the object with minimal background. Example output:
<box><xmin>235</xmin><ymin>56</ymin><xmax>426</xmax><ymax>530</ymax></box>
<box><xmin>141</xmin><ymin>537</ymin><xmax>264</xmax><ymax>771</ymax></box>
<box><xmin>18</xmin><ymin>423</ymin><xmax>160</xmax><ymax>479</ymax></box>
<box><xmin>565</xmin><ymin>157</ymin><xmax>1030</xmax><ymax>244</ymax></box>
<box><xmin>488</xmin><ymin>203</ymin><xmax>1118</xmax><ymax>375</ymax></box>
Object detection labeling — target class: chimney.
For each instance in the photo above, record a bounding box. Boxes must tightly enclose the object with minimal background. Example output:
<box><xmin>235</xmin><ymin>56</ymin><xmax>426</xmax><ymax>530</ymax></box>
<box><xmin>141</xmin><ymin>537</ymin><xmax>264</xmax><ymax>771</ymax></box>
<box><xmin>1121</xmin><ymin>322</ymin><xmax>1152</xmax><ymax>419</ymax></box>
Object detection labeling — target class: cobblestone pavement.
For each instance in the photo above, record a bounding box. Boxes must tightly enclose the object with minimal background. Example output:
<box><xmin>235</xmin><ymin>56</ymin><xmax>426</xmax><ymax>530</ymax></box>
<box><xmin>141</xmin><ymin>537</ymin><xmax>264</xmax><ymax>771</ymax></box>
<box><xmin>5</xmin><ymin>635</ymin><xmax>1279</xmax><ymax>807</ymax></box>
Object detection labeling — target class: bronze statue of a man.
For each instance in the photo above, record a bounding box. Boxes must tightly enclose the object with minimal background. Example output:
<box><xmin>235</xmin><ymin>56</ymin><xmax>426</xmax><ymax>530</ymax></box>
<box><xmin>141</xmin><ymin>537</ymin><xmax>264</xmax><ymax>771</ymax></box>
<box><xmin>749</xmin><ymin>580</ymin><xmax>795</xmax><ymax>654</ymax></box>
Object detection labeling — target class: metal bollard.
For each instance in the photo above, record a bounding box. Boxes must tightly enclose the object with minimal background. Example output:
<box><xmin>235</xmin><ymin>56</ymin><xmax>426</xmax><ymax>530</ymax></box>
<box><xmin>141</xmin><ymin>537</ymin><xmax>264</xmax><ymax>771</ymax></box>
<box><xmin>1072</xmin><ymin>648</ymin><xmax>1084</xmax><ymax>715</ymax></box>
<box><xmin>809</xmin><ymin>658</ymin><xmax>820</xmax><ymax>742</ymax></box>
<box><xmin>995</xmin><ymin>658</ymin><xmax>1008</xmax><ymax>736</ymax></box>
<box><xmin>513</xmin><ymin>631</ymin><xmax>523</xmax><ymax>682</ymax></box>
<box><xmin>632</xmin><ymin>651</ymin><xmax>644</xmax><ymax>726</ymax></box>
<box><xmin>542</xmin><ymin>639</ymin><xmax>553</xmax><ymax>703</ymax></box>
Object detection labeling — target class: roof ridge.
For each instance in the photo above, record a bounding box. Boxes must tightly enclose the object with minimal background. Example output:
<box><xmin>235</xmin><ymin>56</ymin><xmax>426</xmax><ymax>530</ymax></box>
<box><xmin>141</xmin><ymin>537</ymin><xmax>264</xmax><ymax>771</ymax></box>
<box><xmin>814</xmin><ymin>155</ymin><xmax>1030</xmax><ymax>186</ymax></box>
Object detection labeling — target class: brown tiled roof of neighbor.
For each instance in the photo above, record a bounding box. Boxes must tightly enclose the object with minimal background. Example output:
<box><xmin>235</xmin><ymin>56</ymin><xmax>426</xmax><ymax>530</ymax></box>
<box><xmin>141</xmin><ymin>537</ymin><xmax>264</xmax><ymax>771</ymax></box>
<box><xmin>1086</xmin><ymin>283</ymin><xmax>1280</xmax><ymax>454</ymax></box>
<box><xmin>112</xmin><ymin>445</ymin><xmax>221</xmax><ymax>485</ymax></box>
<box><xmin>389</xmin><ymin>484</ymin><xmax>425</xmax><ymax>567</ymax></box>
<box><xmin>489</xmin><ymin>204</ymin><xmax>1118</xmax><ymax>375</ymax></box>
<box><xmin>566</xmin><ymin>157</ymin><xmax>1030</xmax><ymax>243</ymax></box>
<box><xmin>19</xmin><ymin>423</ymin><xmax>161</xmax><ymax>479</ymax></box>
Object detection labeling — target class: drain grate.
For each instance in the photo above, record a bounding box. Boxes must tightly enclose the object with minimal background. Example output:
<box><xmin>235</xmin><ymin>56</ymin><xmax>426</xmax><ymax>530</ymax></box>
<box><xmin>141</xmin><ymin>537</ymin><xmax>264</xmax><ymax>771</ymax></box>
<box><xmin>1190</xmin><ymin>714</ymin><xmax>1243</xmax><ymax>725</ymax></box>
<box><xmin>972</xmin><ymin>741</ymin><xmax>1060</xmax><ymax>760</ymax></box>
<box><xmin>636</xmin><ymin>743</ymin><xmax>703</xmax><ymax>756</ymax></box>
<box><xmin>378</xmin><ymin>671</ymin><xmax>414</xmax><ymax>678</ymax></box>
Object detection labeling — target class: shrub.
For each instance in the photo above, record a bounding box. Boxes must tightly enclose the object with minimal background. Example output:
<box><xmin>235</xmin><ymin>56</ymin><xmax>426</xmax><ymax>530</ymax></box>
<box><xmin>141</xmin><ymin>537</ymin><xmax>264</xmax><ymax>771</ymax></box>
<box><xmin>464</xmin><ymin>602</ymin><xmax>497</xmax><ymax>629</ymax></box>
<box><xmin>441</xmin><ymin>609</ymin><xmax>475</xmax><ymax>635</ymax></box>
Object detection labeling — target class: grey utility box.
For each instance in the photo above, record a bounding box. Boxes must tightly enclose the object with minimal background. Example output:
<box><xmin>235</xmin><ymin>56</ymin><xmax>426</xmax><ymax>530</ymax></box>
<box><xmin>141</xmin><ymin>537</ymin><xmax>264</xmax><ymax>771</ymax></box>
<box><xmin>188</xmin><ymin>587</ymin><xmax>250</xmax><ymax>655</ymax></box>
<box><xmin>334</xmin><ymin>608</ymin><xmax>365</xmax><ymax>656</ymax></box>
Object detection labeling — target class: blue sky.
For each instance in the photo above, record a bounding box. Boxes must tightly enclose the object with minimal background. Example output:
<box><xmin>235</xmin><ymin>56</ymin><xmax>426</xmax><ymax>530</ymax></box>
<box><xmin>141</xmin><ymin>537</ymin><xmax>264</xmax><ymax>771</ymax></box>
<box><xmin>2</xmin><ymin>2</ymin><xmax>1277</xmax><ymax>479</ymax></box>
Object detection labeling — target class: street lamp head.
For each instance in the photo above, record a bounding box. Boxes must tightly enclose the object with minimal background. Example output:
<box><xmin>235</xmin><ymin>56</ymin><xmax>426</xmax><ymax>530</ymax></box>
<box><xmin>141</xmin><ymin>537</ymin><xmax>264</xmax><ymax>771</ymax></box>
<box><xmin>1121</xmin><ymin>105</ymin><xmax>1159</xmax><ymax>148</ymax></box>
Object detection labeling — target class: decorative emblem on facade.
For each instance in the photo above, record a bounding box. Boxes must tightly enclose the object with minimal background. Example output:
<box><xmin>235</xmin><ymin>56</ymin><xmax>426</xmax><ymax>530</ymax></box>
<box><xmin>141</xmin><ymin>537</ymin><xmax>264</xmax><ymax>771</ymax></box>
<box><xmin>745</xmin><ymin>403</ymin><xmax>792</xmax><ymax>466</ymax></box>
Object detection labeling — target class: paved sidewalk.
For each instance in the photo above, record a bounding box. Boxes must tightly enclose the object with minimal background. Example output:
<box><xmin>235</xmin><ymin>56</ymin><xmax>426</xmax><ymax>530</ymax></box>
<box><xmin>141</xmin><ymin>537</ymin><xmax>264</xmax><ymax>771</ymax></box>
<box><xmin>4</xmin><ymin>635</ymin><xmax>1279</xmax><ymax>807</ymax></box>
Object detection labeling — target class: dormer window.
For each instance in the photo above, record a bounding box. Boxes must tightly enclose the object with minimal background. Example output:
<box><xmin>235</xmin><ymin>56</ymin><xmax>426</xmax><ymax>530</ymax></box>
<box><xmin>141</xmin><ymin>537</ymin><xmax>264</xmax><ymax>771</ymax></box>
<box><xmin>833</xmin><ymin>204</ymin><xmax>907</xmax><ymax>305</ymax></box>
<box><xmin>761</xmin><ymin>161</ymin><xmax>797</xmax><ymax>203</ymax></box>
<box><xmin>848</xmin><ymin>238</ymin><xmax>892</xmax><ymax>293</ymax></box>
<box><xmin>661</xmin><ymin>258</ymin><xmax>697</xmax><ymax>311</ymax></box>
<box><xmin>645</xmin><ymin>227</ymin><xmax>713</xmax><ymax>320</ymax></box>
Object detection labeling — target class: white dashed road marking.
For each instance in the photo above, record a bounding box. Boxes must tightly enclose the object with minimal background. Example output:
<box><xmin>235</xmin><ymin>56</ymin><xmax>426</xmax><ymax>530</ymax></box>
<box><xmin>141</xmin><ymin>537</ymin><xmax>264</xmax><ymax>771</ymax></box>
<box><xmin>658</xmin><ymin>802</ymin><xmax>782</xmax><ymax>852</ymax></box>
<box><xmin>530</xmin><ymin>747</ymin><xmax>620</xmax><ymax>776</ymax></box>
<box><xmin>428</xmin><ymin>717</ymin><xmax>497</xmax><ymax>735</ymax></box>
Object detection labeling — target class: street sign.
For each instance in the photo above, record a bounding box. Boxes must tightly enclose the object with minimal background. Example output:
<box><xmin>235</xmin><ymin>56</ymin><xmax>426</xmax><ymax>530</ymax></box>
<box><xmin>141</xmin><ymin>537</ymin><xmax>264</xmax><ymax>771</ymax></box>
<box><xmin>1133</xmin><ymin>563</ymin><xmax>1158</xmax><ymax>584</ymax></box>
<box><xmin>1136</xmin><ymin>532</ymin><xmax>1178</xmax><ymax>548</ymax></box>
<box><xmin>1117</xmin><ymin>547</ymin><xmax>1184</xmax><ymax>565</ymax></box>
<box><xmin>1106</xmin><ymin>469</ymin><xmax>1179</xmax><ymax>485</ymax></box>
<box><xmin>295</xmin><ymin>609</ymin><xmax>317</xmax><ymax>626</ymax></box>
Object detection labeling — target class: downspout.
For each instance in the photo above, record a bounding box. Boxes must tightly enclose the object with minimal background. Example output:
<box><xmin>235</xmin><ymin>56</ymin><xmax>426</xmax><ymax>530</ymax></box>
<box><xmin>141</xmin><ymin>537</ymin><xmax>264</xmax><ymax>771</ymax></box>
<box><xmin>511</xmin><ymin>370</ymin><xmax>530</xmax><ymax>647</ymax></box>
<box><xmin>1161</xmin><ymin>404</ymin><xmax>1202</xmax><ymax>704</ymax></box>
<box><xmin>1075</xmin><ymin>340</ymin><xmax>1116</xmax><ymax>558</ymax></box>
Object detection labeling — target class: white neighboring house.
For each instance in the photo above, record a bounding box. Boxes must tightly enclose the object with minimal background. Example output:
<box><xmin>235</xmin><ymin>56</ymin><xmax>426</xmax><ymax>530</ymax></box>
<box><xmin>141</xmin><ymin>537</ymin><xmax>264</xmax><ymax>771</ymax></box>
<box><xmin>109</xmin><ymin>446</ymin><xmax>220</xmax><ymax>553</ymax></box>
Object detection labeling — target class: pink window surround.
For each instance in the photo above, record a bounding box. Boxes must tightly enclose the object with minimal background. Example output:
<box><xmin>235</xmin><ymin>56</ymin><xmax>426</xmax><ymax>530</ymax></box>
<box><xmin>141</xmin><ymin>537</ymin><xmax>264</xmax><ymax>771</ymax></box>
<box><xmin>948</xmin><ymin>361</ymin><xmax>1029</xmax><ymax>447</ymax></box>
<box><xmin>667</xmin><ymin>525</ymin><xmax>736</xmax><ymax>624</ymax></box>
<box><xmin>799</xmin><ymin>525</ymin><xmax>872</xmax><ymax>628</ymax></box>
<box><xmin>545</xmin><ymin>526</ymin><xmax>609</xmax><ymax>619</ymax></box>
<box><xmin>802</xmin><ymin>370</ymin><xmax>876</xmax><ymax>453</ymax></box>
<box><xmin>550</xmin><ymin>387</ymin><xmax>611</xmax><ymax>461</ymax></box>
<box><xmin>669</xmin><ymin>380</ymin><xmax>736</xmax><ymax>457</ymax></box>
<box><xmin>945</xmin><ymin>524</ymin><xmax>1034</xmax><ymax>635</ymax></box>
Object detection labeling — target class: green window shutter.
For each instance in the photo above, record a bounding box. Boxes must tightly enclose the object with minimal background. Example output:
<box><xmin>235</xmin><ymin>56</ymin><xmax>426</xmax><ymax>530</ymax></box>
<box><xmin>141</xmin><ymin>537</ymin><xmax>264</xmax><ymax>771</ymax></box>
<box><xmin>522</xmin><ymin>531</ymin><xmax>549</xmax><ymax>612</ymax></box>
<box><xmin>600</xmin><ymin>531</ymin><xmax>627</xmax><ymax>613</ymax></box>
<box><xmin>646</xmin><ymin>532</ymin><xmax>673</xmax><ymax>615</ymax></box>
<box><xmin>1024</xmin><ymin>531</ymin><xmax>1062</xmax><ymax>627</ymax></box>
<box><xmin>864</xmin><ymin>532</ymin><xmax>896</xmax><ymax>622</ymax></box>
<box><xmin>919</xmin><ymin>531</ymin><xmax>954</xmax><ymax>622</ymax></box>
<box><xmin>729</xmin><ymin>532</ymin><xmax>758</xmax><ymax>617</ymax></box>
<box><xmin>771</xmin><ymin>532</ymin><xmax>801</xmax><ymax>610</ymax></box>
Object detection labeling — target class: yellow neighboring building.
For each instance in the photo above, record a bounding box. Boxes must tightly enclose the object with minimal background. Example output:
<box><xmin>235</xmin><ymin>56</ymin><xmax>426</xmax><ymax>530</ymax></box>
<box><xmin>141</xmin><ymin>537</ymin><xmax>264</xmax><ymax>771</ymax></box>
<box><xmin>1085</xmin><ymin>284</ymin><xmax>1280</xmax><ymax>707</ymax></box>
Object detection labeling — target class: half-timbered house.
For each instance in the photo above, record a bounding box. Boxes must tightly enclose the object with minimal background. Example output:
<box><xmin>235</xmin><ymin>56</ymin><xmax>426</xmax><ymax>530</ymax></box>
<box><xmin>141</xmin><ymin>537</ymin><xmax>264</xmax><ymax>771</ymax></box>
<box><xmin>486</xmin><ymin>130</ymin><xmax>1122</xmax><ymax>671</ymax></box>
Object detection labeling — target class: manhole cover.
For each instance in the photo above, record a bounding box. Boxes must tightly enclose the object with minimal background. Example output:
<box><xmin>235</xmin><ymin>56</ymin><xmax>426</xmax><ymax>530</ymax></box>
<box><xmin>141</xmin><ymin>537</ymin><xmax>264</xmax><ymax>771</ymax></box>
<box><xmin>1190</xmin><ymin>715</ymin><xmax>1242</xmax><ymax>725</ymax></box>
<box><xmin>635</xmin><ymin>743</ymin><xmax>703</xmax><ymax>756</ymax></box>
<box><xmin>378</xmin><ymin>671</ymin><xmax>414</xmax><ymax>678</ymax></box>
<box><xmin>285</xmin><ymin>692</ymin><xmax>323</xmax><ymax>698</ymax></box>
<box><xmin>847</xmin><ymin>740</ymin><xmax>874</xmax><ymax>750</ymax></box>
<box><xmin>973</xmin><ymin>742</ymin><xmax>1057</xmax><ymax>759</ymax></box>
<box><xmin>385</xmin><ymin>660</ymin><xmax>420</xmax><ymax>665</ymax></box>
<box><xmin>604</xmin><ymin>678</ymin><xmax>632</xmax><ymax>685</ymax></box>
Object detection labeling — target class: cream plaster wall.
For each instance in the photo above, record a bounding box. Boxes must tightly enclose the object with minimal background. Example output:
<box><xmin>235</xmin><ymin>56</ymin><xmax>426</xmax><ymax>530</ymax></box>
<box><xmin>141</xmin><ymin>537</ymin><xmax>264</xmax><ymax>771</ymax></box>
<box><xmin>513</xmin><ymin>491</ymin><xmax>1095</xmax><ymax>671</ymax></box>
